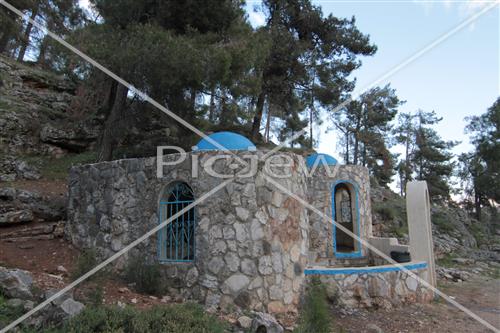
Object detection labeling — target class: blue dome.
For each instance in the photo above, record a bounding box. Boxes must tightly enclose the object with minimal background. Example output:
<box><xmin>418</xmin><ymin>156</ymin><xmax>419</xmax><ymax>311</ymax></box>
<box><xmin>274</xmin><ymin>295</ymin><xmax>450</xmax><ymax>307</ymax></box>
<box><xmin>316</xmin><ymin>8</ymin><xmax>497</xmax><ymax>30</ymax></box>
<box><xmin>306</xmin><ymin>153</ymin><xmax>338</xmax><ymax>168</ymax></box>
<box><xmin>194</xmin><ymin>131</ymin><xmax>256</xmax><ymax>151</ymax></box>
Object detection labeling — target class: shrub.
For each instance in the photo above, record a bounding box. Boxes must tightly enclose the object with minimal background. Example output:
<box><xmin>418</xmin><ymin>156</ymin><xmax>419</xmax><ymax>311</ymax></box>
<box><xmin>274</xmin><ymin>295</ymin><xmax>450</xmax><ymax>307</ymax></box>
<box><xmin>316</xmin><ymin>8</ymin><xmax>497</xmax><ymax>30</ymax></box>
<box><xmin>436</xmin><ymin>253</ymin><xmax>457</xmax><ymax>268</ymax></box>
<box><xmin>294</xmin><ymin>279</ymin><xmax>333</xmax><ymax>333</ymax></box>
<box><xmin>72</xmin><ymin>249</ymin><xmax>100</xmax><ymax>280</ymax></box>
<box><xmin>468</xmin><ymin>222</ymin><xmax>487</xmax><ymax>246</ymax></box>
<box><xmin>124</xmin><ymin>257</ymin><xmax>164</xmax><ymax>296</ymax></box>
<box><xmin>375</xmin><ymin>204</ymin><xmax>396</xmax><ymax>221</ymax></box>
<box><xmin>432</xmin><ymin>211</ymin><xmax>454</xmax><ymax>233</ymax></box>
<box><xmin>85</xmin><ymin>285</ymin><xmax>104</xmax><ymax>307</ymax></box>
<box><xmin>0</xmin><ymin>294</ymin><xmax>23</xmax><ymax>329</ymax></box>
<box><xmin>62</xmin><ymin>303</ymin><xmax>227</xmax><ymax>333</ymax></box>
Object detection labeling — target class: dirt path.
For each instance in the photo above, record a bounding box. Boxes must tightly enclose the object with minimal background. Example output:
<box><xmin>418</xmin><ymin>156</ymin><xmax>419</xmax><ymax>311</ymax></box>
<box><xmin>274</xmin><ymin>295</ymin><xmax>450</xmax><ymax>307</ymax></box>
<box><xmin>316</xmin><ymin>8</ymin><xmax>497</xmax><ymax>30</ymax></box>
<box><xmin>334</xmin><ymin>275</ymin><xmax>500</xmax><ymax>333</ymax></box>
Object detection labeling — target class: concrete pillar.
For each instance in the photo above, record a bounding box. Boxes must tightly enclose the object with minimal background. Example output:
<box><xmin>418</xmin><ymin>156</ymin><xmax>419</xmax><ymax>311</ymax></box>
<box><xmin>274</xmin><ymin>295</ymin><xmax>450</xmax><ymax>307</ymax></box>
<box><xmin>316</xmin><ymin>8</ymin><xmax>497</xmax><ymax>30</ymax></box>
<box><xmin>406</xmin><ymin>181</ymin><xmax>437</xmax><ymax>288</ymax></box>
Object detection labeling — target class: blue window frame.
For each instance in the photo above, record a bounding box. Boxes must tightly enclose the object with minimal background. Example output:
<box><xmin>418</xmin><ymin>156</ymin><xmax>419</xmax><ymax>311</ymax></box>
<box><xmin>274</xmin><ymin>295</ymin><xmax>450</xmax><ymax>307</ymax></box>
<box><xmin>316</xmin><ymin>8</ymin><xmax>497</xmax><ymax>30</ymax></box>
<box><xmin>331</xmin><ymin>180</ymin><xmax>363</xmax><ymax>259</ymax></box>
<box><xmin>158</xmin><ymin>182</ymin><xmax>196</xmax><ymax>262</ymax></box>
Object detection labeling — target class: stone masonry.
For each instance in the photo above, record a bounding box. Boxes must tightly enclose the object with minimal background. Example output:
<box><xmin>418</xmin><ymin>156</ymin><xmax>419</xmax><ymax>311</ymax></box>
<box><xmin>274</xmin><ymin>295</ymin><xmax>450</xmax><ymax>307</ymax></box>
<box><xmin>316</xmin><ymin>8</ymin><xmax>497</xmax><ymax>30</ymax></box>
<box><xmin>66</xmin><ymin>151</ymin><xmax>309</xmax><ymax>314</ymax></box>
<box><xmin>67</xmin><ymin>149</ymin><xmax>433</xmax><ymax>313</ymax></box>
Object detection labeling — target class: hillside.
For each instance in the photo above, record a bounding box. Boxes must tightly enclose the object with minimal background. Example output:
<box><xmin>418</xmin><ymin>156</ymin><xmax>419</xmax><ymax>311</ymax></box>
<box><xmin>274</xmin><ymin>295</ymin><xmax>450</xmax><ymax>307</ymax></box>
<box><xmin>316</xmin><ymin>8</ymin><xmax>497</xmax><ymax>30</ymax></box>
<box><xmin>0</xmin><ymin>57</ymin><xmax>499</xmax><ymax>333</ymax></box>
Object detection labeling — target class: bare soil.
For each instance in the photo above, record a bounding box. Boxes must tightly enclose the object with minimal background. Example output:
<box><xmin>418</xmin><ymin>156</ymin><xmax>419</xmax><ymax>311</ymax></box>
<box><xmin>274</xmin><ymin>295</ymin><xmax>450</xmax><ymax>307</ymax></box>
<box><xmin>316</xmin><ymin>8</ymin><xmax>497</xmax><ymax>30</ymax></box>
<box><xmin>0</xmin><ymin>237</ymin><xmax>171</xmax><ymax>308</ymax></box>
<box><xmin>333</xmin><ymin>275</ymin><xmax>500</xmax><ymax>333</ymax></box>
<box><xmin>1</xmin><ymin>179</ymin><xmax>67</xmax><ymax>198</ymax></box>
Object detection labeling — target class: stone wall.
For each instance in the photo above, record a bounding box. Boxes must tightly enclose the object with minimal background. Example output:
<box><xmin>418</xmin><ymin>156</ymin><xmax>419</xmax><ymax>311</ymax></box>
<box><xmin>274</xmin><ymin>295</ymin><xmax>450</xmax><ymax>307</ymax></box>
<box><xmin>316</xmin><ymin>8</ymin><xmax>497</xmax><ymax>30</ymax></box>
<box><xmin>307</xmin><ymin>165</ymin><xmax>372</xmax><ymax>263</ymax></box>
<box><xmin>308</xmin><ymin>264</ymin><xmax>433</xmax><ymax>309</ymax></box>
<box><xmin>66</xmin><ymin>151</ymin><xmax>309</xmax><ymax>314</ymax></box>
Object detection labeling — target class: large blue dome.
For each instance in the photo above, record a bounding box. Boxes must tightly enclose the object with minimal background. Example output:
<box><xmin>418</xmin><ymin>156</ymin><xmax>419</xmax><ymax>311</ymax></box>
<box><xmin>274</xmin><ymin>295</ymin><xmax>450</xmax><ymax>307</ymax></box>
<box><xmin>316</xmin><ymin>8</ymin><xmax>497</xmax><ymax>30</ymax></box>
<box><xmin>305</xmin><ymin>153</ymin><xmax>338</xmax><ymax>168</ymax></box>
<box><xmin>194</xmin><ymin>131</ymin><xmax>256</xmax><ymax>151</ymax></box>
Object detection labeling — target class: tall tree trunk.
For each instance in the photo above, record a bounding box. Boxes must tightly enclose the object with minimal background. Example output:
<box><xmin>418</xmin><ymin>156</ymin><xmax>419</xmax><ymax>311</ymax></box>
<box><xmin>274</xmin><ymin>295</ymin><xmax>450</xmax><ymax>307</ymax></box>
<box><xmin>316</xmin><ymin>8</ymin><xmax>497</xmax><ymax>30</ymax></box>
<box><xmin>37</xmin><ymin>35</ymin><xmax>48</xmax><ymax>66</ymax></box>
<box><xmin>264</xmin><ymin>107</ymin><xmax>272</xmax><ymax>143</ymax></box>
<box><xmin>17</xmin><ymin>4</ymin><xmax>39</xmax><ymax>62</ymax></box>
<box><xmin>219</xmin><ymin>92</ymin><xmax>229</xmax><ymax>127</ymax></box>
<box><xmin>353</xmin><ymin>116</ymin><xmax>362</xmax><ymax>164</ymax></box>
<box><xmin>345</xmin><ymin>131</ymin><xmax>350</xmax><ymax>164</ymax></box>
<box><xmin>187</xmin><ymin>88</ymin><xmax>197</xmax><ymax>124</ymax></box>
<box><xmin>362</xmin><ymin>144</ymin><xmax>367</xmax><ymax>167</ymax></box>
<box><xmin>309</xmin><ymin>103</ymin><xmax>314</xmax><ymax>149</ymax></box>
<box><xmin>251</xmin><ymin>91</ymin><xmax>266</xmax><ymax>141</ymax></box>
<box><xmin>208</xmin><ymin>87</ymin><xmax>216</xmax><ymax>122</ymax></box>
<box><xmin>98</xmin><ymin>84</ymin><xmax>128</xmax><ymax>162</ymax></box>
<box><xmin>403</xmin><ymin>137</ymin><xmax>410</xmax><ymax>194</ymax></box>
<box><xmin>474</xmin><ymin>184</ymin><xmax>482</xmax><ymax>221</ymax></box>
<box><xmin>353</xmin><ymin>134</ymin><xmax>359</xmax><ymax>165</ymax></box>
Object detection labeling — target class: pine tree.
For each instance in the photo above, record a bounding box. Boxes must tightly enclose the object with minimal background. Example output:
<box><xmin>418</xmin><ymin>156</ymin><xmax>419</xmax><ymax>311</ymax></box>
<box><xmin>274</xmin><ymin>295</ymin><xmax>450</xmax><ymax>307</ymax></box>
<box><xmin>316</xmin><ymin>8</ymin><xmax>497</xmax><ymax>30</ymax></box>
<box><xmin>394</xmin><ymin>112</ymin><xmax>417</xmax><ymax>195</ymax></box>
<box><xmin>332</xmin><ymin>85</ymin><xmax>402</xmax><ymax>186</ymax></box>
<box><xmin>69</xmin><ymin>0</ymin><xmax>254</xmax><ymax>160</ymax></box>
<box><xmin>460</xmin><ymin>97</ymin><xmax>500</xmax><ymax>219</ymax></box>
<box><xmin>249</xmin><ymin>0</ymin><xmax>377</xmax><ymax>144</ymax></box>
<box><xmin>412</xmin><ymin>110</ymin><xmax>457</xmax><ymax>202</ymax></box>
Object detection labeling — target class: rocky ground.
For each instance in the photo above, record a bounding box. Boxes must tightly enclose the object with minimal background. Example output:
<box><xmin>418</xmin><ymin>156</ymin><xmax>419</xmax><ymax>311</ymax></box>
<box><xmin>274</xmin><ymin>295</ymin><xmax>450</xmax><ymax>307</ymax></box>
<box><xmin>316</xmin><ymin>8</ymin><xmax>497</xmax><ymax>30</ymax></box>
<box><xmin>333</xmin><ymin>274</ymin><xmax>500</xmax><ymax>333</ymax></box>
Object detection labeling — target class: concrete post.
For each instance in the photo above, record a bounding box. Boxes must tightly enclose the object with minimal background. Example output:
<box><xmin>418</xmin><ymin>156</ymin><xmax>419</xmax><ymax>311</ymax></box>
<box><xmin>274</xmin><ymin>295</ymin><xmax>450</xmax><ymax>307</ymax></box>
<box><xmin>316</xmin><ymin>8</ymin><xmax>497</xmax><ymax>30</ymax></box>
<box><xmin>406</xmin><ymin>181</ymin><xmax>437</xmax><ymax>288</ymax></box>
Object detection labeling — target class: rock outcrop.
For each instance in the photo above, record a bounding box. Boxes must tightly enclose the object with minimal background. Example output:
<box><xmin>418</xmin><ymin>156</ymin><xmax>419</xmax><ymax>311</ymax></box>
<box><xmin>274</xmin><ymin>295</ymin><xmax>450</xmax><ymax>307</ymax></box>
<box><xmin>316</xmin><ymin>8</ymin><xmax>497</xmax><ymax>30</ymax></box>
<box><xmin>0</xmin><ymin>187</ymin><xmax>65</xmax><ymax>225</ymax></box>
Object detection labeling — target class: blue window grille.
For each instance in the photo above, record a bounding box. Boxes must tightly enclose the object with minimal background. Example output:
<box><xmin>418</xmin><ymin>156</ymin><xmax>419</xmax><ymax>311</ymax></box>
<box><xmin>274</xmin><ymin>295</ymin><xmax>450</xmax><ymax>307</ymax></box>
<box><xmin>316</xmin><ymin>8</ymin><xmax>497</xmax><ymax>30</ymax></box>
<box><xmin>158</xmin><ymin>182</ymin><xmax>196</xmax><ymax>262</ymax></box>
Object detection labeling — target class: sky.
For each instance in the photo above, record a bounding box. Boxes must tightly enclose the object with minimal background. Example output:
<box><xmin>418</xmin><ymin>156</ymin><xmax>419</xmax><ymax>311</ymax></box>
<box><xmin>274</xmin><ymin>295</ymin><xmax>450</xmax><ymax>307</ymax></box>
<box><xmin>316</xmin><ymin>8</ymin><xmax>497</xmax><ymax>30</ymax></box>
<box><xmin>248</xmin><ymin>1</ymin><xmax>499</xmax><ymax>161</ymax></box>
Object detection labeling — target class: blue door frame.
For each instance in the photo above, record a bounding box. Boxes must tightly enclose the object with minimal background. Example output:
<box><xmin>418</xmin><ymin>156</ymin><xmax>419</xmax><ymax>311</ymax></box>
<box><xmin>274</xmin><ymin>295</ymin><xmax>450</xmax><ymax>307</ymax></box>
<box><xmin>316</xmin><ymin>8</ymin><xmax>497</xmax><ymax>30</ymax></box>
<box><xmin>331</xmin><ymin>180</ymin><xmax>363</xmax><ymax>259</ymax></box>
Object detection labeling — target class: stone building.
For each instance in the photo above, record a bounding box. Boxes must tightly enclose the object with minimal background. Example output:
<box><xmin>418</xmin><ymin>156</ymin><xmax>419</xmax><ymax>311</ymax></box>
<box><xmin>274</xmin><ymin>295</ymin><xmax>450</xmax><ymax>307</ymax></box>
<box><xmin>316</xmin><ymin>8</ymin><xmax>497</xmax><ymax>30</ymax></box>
<box><xmin>66</xmin><ymin>132</ymin><xmax>435</xmax><ymax>314</ymax></box>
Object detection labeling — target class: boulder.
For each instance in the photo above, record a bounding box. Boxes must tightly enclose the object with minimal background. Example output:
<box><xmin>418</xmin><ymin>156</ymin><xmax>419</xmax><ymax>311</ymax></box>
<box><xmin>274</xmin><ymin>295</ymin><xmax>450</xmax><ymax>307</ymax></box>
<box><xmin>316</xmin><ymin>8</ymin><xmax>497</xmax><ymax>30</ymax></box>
<box><xmin>40</xmin><ymin>123</ymin><xmax>96</xmax><ymax>152</ymax></box>
<box><xmin>250</xmin><ymin>312</ymin><xmax>284</xmax><ymax>333</ymax></box>
<box><xmin>0</xmin><ymin>267</ymin><xmax>33</xmax><ymax>299</ymax></box>
<box><xmin>0</xmin><ymin>156</ymin><xmax>40</xmax><ymax>181</ymax></box>
<box><xmin>238</xmin><ymin>315</ymin><xmax>252</xmax><ymax>329</ymax></box>
<box><xmin>59</xmin><ymin>298</ymin><xmax>85</xmax><ymax>317</ymax></box>
<box><xmin>0</xmin><ymin>210</ymin><xmax>34</xmax><ymax>224</ymax></box>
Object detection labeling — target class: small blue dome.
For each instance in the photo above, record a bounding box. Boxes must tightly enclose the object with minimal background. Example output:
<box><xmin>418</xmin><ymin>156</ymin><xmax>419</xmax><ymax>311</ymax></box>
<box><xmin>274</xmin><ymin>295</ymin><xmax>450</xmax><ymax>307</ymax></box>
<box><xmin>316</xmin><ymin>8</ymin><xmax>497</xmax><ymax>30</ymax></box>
<box><xmin>306</xmin><ymin>153</ymin><xmax>338</xmax><ymax>168</ymax></box>
<box><xmin>194</xmin><ymin>131</ymin><xmax>256</xmax><ymax>151</ymax></box>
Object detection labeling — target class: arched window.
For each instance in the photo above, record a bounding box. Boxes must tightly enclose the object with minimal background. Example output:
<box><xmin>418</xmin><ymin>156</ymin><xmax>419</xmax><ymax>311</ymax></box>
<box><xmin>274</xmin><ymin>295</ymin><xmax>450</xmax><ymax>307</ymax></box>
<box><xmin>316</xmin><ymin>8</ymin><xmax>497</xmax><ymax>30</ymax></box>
<box><xmin>332</xmin><ymin>181</ymin><xmax>361</xmax><ymax>258</ymax></box>
<box><xmin>158</xmin><ymin>182</ymin><xmax>196</xmax><ymax>262</ymax></box>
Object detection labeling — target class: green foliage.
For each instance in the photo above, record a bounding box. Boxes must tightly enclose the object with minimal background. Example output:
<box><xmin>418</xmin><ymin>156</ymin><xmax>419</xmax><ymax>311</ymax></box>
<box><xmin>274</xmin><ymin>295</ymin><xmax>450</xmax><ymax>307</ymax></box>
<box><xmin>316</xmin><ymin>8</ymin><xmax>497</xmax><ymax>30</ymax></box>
<box><xmin>436</xmin><ymin>253</ymin><xmax>457</xmax><ymax>268</ymax></box>
<box><xmin>0</xmin><ymin>293</ymin><xmax>23</xmax><ymax>329</ymax></box>
<box><xmin>374</xmin><ymin>203</ymin><xmax>396</xmax><ymax>221</ymax></box>
<box><xmin>468</xmin><ymin>222</ymin><xmax>487</xmax><ymax>246</ymax></box>
<box><xmin>332</xmin><ymin>85</ymin><xmax>402</xmax><ymax>185</ymax></box>
<box><xmin>86</xmin><ymin>285</ymin><xmax>104</xmax><ymax>307</ymax></box>
<box><xmin>23</xmin><ymin>152</ymin><xmax>96</xmax><ymax>180</ymax></box>
<box><xmin>460</xmin><ymin>97</ymin><xmax>500</xmax><ymax>219</ymax></box>
<box><xmin>124</xmin><ymin>257</ymin><xmax>164</xmax><ymax>296</ymax></box>
<box><xmin>394</xmin><ymin>110</ymin><xmax>457</xmax><ymax>201</ymax></box>
<box><xmin>431</xmin><ymin>211</ymin><xmax>454</xmax><ymax>233</ymax></box>
<box><xmin>294</xmin><ymin>279</ymin><xmax>332</xmax><ymax>333</ymax></box>
<box><xmin>372</xmin><ymin>197</ymin><xmax>408</xmax><ymax>238</ymax></box>
<box><xmin>62</xmin><ymin>303</ymin><xmax>227</xmax><ymax>333</ymax></box>
<box><xmin>72</xmin><ymin>249</ymin><xmax>100</xmax><ymax>281</ymax></box>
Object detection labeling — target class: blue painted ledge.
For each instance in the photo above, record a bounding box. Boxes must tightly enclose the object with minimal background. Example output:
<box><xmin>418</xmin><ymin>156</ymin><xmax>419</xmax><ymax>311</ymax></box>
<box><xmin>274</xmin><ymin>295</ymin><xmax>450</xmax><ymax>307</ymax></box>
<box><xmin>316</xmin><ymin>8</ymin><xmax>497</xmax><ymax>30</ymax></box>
<box><xmin>305</xmin><ymin>261</ymin><xmax>427</xmax><ymax>276</ymax></box>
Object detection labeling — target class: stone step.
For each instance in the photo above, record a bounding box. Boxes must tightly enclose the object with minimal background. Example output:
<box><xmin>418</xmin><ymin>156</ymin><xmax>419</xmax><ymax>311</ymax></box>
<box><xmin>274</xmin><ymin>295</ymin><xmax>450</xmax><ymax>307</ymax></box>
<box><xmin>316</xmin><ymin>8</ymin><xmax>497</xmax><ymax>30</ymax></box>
<box><xmin>313</xmin><ymin>256</ymin><xmax>371</xmax><ymax>268</ymax></box>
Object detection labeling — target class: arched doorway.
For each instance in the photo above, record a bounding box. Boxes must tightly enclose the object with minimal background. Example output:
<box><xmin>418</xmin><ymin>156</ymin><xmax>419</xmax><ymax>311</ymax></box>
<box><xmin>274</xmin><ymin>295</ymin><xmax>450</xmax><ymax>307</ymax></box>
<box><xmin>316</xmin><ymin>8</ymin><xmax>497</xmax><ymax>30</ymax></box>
<box><xmin>158</xmin><ymin>182</ymin><xmax>196</xmax><ymax>262</ymax></box>
<box><xmin>332</xmin><ymin>181</ymin><xmax>362</xmax><ymax>258</ymax></box>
